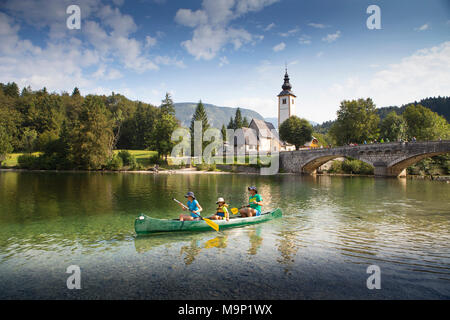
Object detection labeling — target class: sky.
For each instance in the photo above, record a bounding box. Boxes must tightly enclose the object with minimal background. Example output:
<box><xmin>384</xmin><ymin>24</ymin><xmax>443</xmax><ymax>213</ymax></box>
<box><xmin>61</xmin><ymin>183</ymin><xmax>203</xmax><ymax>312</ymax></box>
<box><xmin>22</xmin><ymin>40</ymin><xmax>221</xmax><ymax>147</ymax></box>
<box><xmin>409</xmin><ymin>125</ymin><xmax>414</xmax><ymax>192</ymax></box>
<box><xmin>0</xmin><ymin>0</ymin><xmax>449</xmax><ymax>123</ymax></box>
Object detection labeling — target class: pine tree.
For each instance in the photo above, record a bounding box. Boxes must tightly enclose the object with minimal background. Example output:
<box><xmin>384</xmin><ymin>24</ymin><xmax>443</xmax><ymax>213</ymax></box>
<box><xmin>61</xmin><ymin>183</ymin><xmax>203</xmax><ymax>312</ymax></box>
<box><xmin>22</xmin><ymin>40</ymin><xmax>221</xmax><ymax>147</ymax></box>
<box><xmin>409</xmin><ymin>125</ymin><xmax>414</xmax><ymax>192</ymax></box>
<box><xmin>160</xmin><ymin>92</ymin><xmax>175</xmax><ymax>116</ymax></box>
<box><xmin>227</xmin><ymin>117</ymin><xmax>235</xmax><ymax>129</ymax></box>
<box><xmin>242</xmin><ymin>117</ymin><xmax>249</xmax><ymax>127</ymax></box>
<box><xmin>221</xmin><ymin>124</ymin><xmax>227</xmax><ymax>140</ymax></box>
<box><xmin>234</xmin><ymin>108</ymin><xmax>243</xmax><ymax>129</ymax></box>
<box><xmin>190</xmin><ymin>100</ymin><xmax>210</xmax><ymax>154</ymax></box>
<box><xmin>72</xmin><ymin>87</ymin><xmax>80</xmax><ymax>97</ymax></box>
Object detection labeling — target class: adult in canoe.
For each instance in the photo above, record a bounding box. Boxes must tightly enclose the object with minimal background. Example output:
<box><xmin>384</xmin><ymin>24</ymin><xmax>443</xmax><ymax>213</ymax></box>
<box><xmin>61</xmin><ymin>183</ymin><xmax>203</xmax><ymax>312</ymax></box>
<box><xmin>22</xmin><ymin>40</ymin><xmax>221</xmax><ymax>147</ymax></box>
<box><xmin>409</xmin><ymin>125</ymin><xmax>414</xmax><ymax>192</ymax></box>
<box><xmin>178</xmin><ymin>192</ymin><xmax>203</xmax><ymax>221</ymax></box>
<box><xmin>240</xmin><ymin>186</ymin><xmax>263</xmax><ymax>217</ymax></box>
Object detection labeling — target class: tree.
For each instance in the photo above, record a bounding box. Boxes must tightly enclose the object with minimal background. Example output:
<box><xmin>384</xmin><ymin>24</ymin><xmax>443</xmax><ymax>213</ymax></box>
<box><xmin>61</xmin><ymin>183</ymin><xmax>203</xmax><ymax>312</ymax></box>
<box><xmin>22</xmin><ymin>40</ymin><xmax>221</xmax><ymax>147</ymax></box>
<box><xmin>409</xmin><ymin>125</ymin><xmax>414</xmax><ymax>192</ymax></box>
<box><xmin>329</xmin><ymin>98</ymin><xmax>380</xmax><ymax>145</ymax></box>
<box><xmin>0</xmin><ymin>127</ymin><xmax>13</xmax><ymax>163</ymax></box>
<box><xmin>67</xmin><ymin>95</ymin><xmax>115</xmax><ymax>169</ymax></box>
<box><xmin>160</xmin><ymin>92</ymin><xmax>176</xmax><ymax>116</ymax></box>
<box><xmin>72</xmin><ymin>87</ymin><xmax>80</xmax><ymax>97</ymax></box>
<box><xmin>242</xmin><ymin>117</ymin><xmax>249</xmax><ymax>127</ymax></box>
<box><xmin>221</xmin><ymin>124</ymin><xmax>227</xmax><ymax>141</ymax></box>
<box><xmin>227</xmin><ymin>117</ymin><xmax>234</xmax><ymax>129</ymax></box>
<box><xmin>279</xmin><ymin>116</ymin><xmax>313</xmax><ymax>150</ymax></box>
<box><xmin>1</xmin><ymin>82</ymin><xmax>19</xmax><ymax>98</ymax></box>
<box><xmin>190</xmin><ymin>100</ymin><xmax>210</xmax><ymax>154</ymax></box>
<box><xmin>151</xmin><ymin>111</ymin><xmax>178</xmax><ymax>160</ymax></box>
<box><xmin>379</xmin><ymin>111</ymin><xmax>407</xmax><ymax>142</ymax></box>
<box><xmin>234</xmin><ymin>108</ymin><xmax>243</xmax><ymax>129</ymax></box>
<box><xmin>402</xmin><ymin>104</ymin><xmax>450</xmax><ymax>140</ymax></box>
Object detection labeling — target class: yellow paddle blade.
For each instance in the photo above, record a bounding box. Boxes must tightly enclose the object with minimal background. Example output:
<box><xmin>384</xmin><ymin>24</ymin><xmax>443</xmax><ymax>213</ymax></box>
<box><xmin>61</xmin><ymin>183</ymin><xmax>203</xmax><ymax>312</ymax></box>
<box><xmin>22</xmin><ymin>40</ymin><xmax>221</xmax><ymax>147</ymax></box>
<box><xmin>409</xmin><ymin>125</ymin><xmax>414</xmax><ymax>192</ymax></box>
<box><xmin>203</xmin><ymin>218</ymin><xmax>219</xmax><ymax>231</ymax></box>
<box><xmin>231</xmin><ymin>208</ymin><xmax>239</xmax><ymax>215</ymax></box>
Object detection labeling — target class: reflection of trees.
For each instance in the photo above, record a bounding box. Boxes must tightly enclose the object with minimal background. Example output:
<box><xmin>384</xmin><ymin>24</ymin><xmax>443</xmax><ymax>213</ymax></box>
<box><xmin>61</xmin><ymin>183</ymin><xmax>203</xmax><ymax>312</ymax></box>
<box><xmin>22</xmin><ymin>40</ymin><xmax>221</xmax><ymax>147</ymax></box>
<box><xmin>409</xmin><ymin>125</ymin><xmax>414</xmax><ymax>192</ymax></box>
<box><xmin>180</xmin><ymin>240</ymin><xmax>202</xmax><ymax>265</ymax></box>
<box><xmin>247</xmin><ymin>228</ymin><xmax>263</xmax><ymax>255</ymax></box>
<box><xmin>276</xmin><ymin>229</ymin><xmax>301</xmax><ymax>274</ymax></box>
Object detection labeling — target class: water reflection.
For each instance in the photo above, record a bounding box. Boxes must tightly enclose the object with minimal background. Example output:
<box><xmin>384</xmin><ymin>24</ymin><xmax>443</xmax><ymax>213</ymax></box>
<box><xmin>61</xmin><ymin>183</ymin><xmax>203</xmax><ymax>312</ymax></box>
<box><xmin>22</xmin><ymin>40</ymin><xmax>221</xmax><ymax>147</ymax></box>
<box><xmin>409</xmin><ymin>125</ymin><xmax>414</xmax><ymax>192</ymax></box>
<box><xmin>0</xmin><ymin>171</ymin><xmax>449</xmax><ymax>299</ymax></box>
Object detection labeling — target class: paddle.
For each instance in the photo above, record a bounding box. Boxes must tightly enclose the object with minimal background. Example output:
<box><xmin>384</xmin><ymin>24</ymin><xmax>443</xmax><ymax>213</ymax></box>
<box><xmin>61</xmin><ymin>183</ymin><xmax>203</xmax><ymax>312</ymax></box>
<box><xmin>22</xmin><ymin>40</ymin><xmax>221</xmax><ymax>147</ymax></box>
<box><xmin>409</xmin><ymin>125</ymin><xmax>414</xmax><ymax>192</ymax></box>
<box><xmin>172</xmin><ymin>198</ymin><xmax>219</xmax><ymax>232</ymax></box>
<box><xmin>231</xmin><ymin>205</ymin><xmax>250</xmax><ymax>215</ymax></box>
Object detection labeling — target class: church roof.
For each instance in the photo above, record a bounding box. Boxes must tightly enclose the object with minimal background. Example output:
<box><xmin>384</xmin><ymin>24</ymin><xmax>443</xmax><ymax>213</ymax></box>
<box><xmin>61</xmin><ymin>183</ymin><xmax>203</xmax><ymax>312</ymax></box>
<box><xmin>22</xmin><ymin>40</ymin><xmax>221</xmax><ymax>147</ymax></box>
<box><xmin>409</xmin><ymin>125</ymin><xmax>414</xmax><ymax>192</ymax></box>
<box><xmin>278</xmin><ymin>69</ymin><xmax>296</xmax><ymax>97</ymax></box>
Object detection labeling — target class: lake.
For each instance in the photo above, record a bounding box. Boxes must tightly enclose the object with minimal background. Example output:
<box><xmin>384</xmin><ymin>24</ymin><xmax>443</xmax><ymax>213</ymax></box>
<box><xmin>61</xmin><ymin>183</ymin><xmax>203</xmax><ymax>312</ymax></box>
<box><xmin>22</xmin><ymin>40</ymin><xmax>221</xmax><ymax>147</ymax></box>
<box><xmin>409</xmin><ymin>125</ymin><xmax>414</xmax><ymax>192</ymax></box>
<box><xmin>0</xmin><ymin>171</ymin><xmax>449</xmax><ymax>299</ymax></box>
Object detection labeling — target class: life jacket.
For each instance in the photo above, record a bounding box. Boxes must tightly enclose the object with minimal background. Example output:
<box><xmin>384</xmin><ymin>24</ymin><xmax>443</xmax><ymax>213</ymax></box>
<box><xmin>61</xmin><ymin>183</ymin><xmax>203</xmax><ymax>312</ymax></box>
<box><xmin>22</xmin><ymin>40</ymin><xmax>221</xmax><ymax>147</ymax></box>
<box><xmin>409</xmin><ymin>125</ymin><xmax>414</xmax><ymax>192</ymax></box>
<box><xmin>216</xmin><ymin>204</ymin><xmax>228</xmax><ymax>217</ymax></box>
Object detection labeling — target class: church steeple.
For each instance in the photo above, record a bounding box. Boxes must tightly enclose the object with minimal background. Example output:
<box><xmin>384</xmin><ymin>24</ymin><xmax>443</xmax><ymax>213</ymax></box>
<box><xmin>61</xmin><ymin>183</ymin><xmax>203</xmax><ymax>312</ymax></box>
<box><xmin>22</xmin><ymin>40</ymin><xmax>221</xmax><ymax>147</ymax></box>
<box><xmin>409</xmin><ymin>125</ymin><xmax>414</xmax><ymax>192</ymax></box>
<box><xmin>277</xmin><ymin>67</ymin><xmax>297</xmax><ymax>128</ymax></box>
<box><xmin>282</xmin><ymin>68</ymin><xmax>292</xmax><ymax>91</ymax></box>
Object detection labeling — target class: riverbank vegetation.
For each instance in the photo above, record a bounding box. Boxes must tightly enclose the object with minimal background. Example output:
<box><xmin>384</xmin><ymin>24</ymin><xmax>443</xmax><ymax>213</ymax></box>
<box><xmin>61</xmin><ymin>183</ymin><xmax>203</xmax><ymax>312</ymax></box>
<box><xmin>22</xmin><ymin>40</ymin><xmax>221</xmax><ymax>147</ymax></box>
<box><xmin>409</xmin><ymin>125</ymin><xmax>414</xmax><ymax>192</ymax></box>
<box><xmin>1</xmin><ymin>81</ymin><xmax>449</xmax><ymax>176</ymax></box>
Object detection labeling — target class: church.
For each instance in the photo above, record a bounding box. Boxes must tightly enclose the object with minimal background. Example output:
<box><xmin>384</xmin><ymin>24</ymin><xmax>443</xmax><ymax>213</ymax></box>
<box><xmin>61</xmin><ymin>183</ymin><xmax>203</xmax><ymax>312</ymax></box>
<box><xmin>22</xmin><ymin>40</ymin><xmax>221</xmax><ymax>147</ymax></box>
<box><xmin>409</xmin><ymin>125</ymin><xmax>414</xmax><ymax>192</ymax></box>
<box><xmin>233</xmin><ymin>69</ymin><xmax>296</xmax><ymax>154</ymax></box>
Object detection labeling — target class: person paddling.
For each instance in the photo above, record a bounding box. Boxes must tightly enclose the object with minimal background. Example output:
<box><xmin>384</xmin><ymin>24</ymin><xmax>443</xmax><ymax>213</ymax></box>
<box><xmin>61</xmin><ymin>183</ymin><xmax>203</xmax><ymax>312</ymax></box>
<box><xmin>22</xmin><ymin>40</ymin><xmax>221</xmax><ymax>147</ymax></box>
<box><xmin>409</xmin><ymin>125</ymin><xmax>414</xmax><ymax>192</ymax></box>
<box><xmin>178</xmin><ymin>192</ymin><xmax>203</xmax><ymax>221</ymax></box>
<box><xmin>240</xmin><ymin>186</ymin><xmax>262</xmax><ymax>217</ymax></box>
<box><xmin>209</xmin><ymin>197</ymin><xmax>229</xmax><ymax>221</ymax></box>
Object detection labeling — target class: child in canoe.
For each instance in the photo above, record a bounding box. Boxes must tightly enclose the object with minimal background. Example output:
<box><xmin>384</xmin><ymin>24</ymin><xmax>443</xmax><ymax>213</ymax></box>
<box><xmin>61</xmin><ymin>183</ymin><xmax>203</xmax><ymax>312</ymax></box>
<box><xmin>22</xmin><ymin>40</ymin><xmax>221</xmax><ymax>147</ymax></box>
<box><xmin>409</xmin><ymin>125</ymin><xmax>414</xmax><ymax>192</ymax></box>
<box><xmin>209</xmin><ymin>197</ymin><xmax>229</xmax><ymax>221</ymax></box>
<box><xmin>240</xmin><ymin>186</ymin><xmax>263</xmax><ymax>217</ymax></box>
<box><xmin>178</xmin><ymin>191</ymin><xmax>203</xmax><ymax>221</ymax></box>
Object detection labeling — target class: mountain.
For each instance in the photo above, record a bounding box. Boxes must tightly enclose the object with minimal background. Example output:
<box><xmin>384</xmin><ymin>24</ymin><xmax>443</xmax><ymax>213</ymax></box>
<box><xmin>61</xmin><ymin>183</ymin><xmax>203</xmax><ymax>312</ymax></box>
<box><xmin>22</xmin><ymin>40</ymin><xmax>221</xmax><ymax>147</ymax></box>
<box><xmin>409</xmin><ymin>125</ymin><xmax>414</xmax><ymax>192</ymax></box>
<box><xmin>174</xmin><ymin>103</ymin><xmax>319</xmax><ymax>129</ymax></box>
<box><xmin>174</xmin><ymin>103</ymin><xmax>265</xmax><ymax>128</ymax></box>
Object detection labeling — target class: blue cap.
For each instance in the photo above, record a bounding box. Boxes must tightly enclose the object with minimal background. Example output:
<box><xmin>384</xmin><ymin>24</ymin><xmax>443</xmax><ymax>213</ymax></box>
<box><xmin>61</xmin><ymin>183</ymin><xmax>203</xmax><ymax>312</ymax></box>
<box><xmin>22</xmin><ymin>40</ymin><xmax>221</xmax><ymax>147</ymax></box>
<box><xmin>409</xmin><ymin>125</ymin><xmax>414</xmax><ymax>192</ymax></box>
<box><xmin>184</xmin><ymin>191</ymin><xmax>196</xmax><ymax>199</ymax></box>
<box><xmin>248</xmin><ymin>186</ymin><xmax>257</xmax><ymax>193</ymax></box>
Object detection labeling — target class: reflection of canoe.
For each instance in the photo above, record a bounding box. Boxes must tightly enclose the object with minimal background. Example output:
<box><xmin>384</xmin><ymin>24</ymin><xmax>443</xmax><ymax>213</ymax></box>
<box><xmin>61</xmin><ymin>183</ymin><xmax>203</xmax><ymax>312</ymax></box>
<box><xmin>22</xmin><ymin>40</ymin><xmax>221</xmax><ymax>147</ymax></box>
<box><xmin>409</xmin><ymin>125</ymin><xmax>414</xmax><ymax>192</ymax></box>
<box><xmin>135</xmin><ymin>208</ymin><xmax>282</xmax><ymax>234</ymax></box>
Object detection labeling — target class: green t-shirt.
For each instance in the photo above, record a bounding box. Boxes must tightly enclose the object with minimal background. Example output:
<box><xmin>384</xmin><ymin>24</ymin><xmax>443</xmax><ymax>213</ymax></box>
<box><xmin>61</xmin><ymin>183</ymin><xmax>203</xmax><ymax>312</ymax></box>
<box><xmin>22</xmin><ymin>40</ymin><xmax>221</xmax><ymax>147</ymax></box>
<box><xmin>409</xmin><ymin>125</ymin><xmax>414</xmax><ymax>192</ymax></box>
<box><xmin>249</xmin><ymin>194</ymin><xmax>262</xmax><ymax>212</ymax></box>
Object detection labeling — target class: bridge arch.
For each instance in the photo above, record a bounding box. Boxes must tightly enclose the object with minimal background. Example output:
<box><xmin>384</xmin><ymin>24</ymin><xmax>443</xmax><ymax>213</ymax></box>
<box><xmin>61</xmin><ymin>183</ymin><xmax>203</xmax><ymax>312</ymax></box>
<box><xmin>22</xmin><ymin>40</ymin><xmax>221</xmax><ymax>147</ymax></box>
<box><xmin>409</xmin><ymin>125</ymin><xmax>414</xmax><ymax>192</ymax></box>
<box><xmin>386</xmin><ymin>151</ymin><xmax>449</xmax><ymax>176</ymax></box>
<box><xmin>301</xmin><ymin>154</ymin><xmax>374</xmax><ymax>174</ymax></box>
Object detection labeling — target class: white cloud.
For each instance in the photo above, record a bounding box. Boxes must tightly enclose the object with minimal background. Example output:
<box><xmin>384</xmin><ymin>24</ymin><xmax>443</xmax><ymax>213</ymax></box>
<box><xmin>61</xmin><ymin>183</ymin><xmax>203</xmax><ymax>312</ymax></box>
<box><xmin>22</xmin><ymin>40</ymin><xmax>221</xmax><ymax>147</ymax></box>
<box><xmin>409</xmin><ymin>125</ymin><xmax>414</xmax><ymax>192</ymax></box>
<box><xmin>145</xmin><ymin>35</ymin><xmax>157</xmax><ymax>48</ymax></box>
<box><xmin>316</xmin><ymin>51</ymin><xmax>323</xmax><ymax>58</ymax></box>
<box><xmin>279</xmin><ymin>26</ymin><xmax>300</xmax><ymax>37</ymax></box>
<box><xmin>0</xmin><ymin>1</ymin><xmax>184</xmax><ymax>95</ymax></box>
<box><xmin>308</xmin><ymin>23</ymin><xmax>327</xmax><ymax>29</ymax></box>
<box><xmin>219</xmin><ymin>56</ymin><xmax>230</xmax><ymax>67</ymax></box>
<box><xmin>273</xmin><ymin>42</ymin><xmax>286</xmax><ymax>52</ymax></box>
<box><xmin>328</xmin><ymin>41</ymin><xmax>450</xmax><ymax>111</ymax></box>
<box><xmin>264</xmin><ymin>22</ymin><xmax>275</xmax><ymax>31</ymax></box>
<box><xmin>298</xmin><ymin>34</ymin><xmax>311</xmax><ymax>45</ymax></box>
<box><xmin>175</xmin><ymin>0</ymin><xmax>279</xmax><ymax>60</ymax></box>
<box><xmin>322</xmin><ymin>30</ymin><xmax>341</xmax><ymax>43</ymax></box>
<box><xmin>414</xmin><ymin>23</ymin><xmax>430</xmax><ymax>31</ymax></box>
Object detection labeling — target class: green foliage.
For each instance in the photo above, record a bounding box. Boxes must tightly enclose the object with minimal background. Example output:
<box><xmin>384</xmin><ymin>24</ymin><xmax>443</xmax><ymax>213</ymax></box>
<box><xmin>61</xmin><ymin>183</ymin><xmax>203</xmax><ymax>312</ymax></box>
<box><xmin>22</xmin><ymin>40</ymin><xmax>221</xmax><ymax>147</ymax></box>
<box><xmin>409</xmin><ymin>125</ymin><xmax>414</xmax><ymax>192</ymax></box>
<box><xmin>152</xmin><ymin>112</ymin><xmax>179</xmax><ymax>159</ymax></box>
<box><xmin>242</xmin><ymin>117</ymin><xmax>249</xmax><ymax>127</ymax></box>
<box><xmin>227</xmin><ymin>108</ymin><xmax>247</xmax><ymax>130</ymax></box>
<box><xmin>117</xmin><ymin>150</ymin><xmax>137</xmax><ymax>169</ymax></box>
<box><xmin>328</xmin><ymin>159</ymin><xmax>374</xmax><ymax>175</ymax></box>
<box><xmin>379</xmin><ymin>111</ymin><xmax>408</xmax><ymax>142</ymax></box>
<box><xmin>160</xmin><ymin>92</ymin><xmax>176</xmax><ymax>116</ymax></box>
<box><xmin>0</xmin><ymin>126</ymin><xmax>13</xmax><ymax>163</ymax></box>
<box><xmin>149</xmin><ymin>154</ymin><xmax>165</xmax><ymax>166</ymax></box>
<box><xmin>105</xmin><ymin>155</ymin><xmax>123</xmax><ymax>171</ymax></box>
<box><xmin>18</xmin><ymin>154</ymin><xmax>39</xmax><ymax>170</ymax></box>
<box><xmin>329</xmin><ymin>98</ymin><xmax>380</xmax><ymax>145</ymax></box>
<box><xmin>402</xmin><ymin>104</ymin><xmax>450</xmax><ymax>140</ymax></box>
<box><xmin>67</xmin><ymin>95</ymin><xmax>115</xmax><ymax>170</ymax></box>
<box><xmin>190</xmin><ymin>100</ymin><xmax>210</xmax><ymax>154</ymax></box>
<box><xmin>279</xmin><ymin>115</ymin><xmax>313</xmax><ymax>150</ymax></box>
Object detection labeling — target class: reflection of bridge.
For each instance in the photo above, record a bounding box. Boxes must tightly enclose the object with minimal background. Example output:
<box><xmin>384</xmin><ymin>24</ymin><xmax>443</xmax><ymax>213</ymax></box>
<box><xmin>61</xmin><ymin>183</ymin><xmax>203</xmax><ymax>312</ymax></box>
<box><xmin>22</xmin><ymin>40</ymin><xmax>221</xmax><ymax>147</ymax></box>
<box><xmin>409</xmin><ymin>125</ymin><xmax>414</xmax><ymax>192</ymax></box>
<box><xmin>279</xmin><ymin>140</ymin><xmax>450</xmax><ymax>177</ymax></box>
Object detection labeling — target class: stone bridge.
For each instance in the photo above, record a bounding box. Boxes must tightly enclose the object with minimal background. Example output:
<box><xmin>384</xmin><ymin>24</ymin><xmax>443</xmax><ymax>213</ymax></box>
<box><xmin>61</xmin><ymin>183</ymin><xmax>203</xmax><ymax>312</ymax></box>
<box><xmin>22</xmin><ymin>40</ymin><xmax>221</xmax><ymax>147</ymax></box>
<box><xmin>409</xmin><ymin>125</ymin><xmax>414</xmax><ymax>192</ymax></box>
<box><xmin>279</xmin><ymin>140</ymin><xmax>450</xmax><ymax>177</ymax></box>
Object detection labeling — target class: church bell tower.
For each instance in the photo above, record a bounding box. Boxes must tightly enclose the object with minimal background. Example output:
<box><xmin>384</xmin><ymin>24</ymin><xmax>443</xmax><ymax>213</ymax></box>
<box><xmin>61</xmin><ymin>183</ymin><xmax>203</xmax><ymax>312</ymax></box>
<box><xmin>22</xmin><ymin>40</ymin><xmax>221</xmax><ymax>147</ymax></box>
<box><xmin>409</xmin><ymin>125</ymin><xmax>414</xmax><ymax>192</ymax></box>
<box><xmin>278</xmin><ymin>68</ymin><xmax>296</xmax><ymax>128</ymax></box>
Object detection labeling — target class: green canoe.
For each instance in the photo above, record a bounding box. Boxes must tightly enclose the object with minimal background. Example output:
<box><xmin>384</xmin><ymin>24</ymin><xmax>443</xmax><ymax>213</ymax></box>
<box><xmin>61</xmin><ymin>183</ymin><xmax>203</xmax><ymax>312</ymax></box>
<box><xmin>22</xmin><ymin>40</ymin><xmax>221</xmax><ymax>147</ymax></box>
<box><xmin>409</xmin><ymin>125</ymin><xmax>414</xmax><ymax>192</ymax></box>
<box><xmin>135</xmin><ymin>208</ymin><xmax>282</xmax><ymax>234</ymax></box>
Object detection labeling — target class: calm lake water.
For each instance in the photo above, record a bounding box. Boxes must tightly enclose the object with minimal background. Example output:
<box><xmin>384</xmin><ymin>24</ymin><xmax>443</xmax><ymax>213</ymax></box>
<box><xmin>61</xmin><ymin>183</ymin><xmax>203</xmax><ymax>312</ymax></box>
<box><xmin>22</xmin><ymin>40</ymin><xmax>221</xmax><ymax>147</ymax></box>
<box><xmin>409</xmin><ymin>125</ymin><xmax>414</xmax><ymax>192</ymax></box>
<box><xmin>0</xmin><ymin>171</ymin><xmax>449</xmax><ymax>299</ymax></box>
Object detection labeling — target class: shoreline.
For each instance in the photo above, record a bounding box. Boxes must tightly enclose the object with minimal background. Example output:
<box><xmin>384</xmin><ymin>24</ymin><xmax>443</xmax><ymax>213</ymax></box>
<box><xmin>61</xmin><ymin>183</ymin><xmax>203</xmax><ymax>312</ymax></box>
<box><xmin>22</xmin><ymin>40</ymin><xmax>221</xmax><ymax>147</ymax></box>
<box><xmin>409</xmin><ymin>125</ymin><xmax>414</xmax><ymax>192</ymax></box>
<box><xmin>1</xmin><ymin>168</ymin><xmax>449</xmax><ymax>181</ymax></box>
